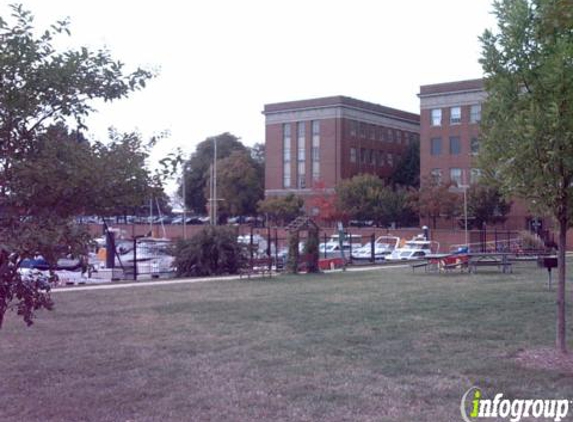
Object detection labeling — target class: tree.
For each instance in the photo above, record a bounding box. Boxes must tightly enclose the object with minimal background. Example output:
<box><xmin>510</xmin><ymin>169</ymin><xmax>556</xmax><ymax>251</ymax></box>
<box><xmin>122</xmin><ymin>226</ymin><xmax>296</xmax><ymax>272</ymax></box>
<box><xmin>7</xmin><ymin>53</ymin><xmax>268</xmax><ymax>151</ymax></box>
<box><xmin>390</xmin><ymin>139</ymin><xmax>420</xmax><ymax>188</ymax></box>
<box><xmin>336</xmin><ymin>174</ymin><xmax>385</xmax><ymax>223</ymax></box>
<box><xmin>173</xmin><ymin>226</ymin><xmax>245</xmax><ymax>277</ymax></box>
<box><xmin>213</xmin><ymin>150</ymin><xmax>264</xmax><ymax>218</ymax></box>
<box><xmin>411</xmin><ymin>177</ymin><xmax>460</xmax><ymax>229</ymax></box>
<box><xmin>0</xmin><ymin>5</ymin><xmax>155</xmax><ymax>327</ymax></box>
<box><xmin>249</xmin><ymin>142</ymin><xmax>265</xmax><ymax>166</ymax></box>
<box><xmin>257</xmin><ymin>194</ymin><xmax>303</xmax><ymax>226</ymax></box>
<box><xmin>180</xmin><ymin>133</ymin><xmax>247</xmax><ymax>214</ymax></box>
<box><xmin>383</xmin><ymin>186</ymin><xmax>418</xmax><ymax>228</ymax></box>
<box><xmin>306</xmin><ymin>181</ymin><xmax>340</xmax><ymax>224</ymax></box>
<box><xmin>479</xmin><ymin>0</ymin><xmax>573</xmax><ymax>352</ymax></box>
<box><xmin>335</xmin><ymin>174</ymin><xmax>415</xmax><ymax>227</ymax></box>
<box><xmin>466</xmin><ymin>182</ymin><xmax>512</xmax><ymax>229</ymax></box>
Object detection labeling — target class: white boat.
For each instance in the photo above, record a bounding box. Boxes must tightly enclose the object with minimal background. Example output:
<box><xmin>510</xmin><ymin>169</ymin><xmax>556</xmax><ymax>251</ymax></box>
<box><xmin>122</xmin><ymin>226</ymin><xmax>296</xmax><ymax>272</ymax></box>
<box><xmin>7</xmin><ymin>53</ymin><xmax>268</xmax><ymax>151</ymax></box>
<box><xmin>319</xmin><ymin>234</ymin><xmax>362</xmax><ymax>257</ymax></box>
<box><xmin>115</xmin><ymin>238</ymin><xmax>175</xmax><ymax>276</ymax></box>
<box><xmin>351</xmin><ymin>236</ymin><xmax>401</xmax><ymax>261</ymax></box>
<box><xmin>386</xmin><ymin>235</ymin><xmax>439</xmax><ymax>261</ymax></box>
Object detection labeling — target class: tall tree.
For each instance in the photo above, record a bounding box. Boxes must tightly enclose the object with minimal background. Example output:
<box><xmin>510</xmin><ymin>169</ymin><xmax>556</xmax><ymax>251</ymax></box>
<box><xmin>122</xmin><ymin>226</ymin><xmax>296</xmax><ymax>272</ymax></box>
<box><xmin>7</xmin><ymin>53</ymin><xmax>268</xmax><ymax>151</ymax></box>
<box><xmin>0</xmin><ymin>5</ymin><xmax>155</xmax><ymax>328</ymax></box>
<box><xmin>180</xmin><ymin>133</ymin><xmax>246</xmax><ymax>214</ymax></box>
<box><xmin>390</xmin><ymin>139</ymin><xmax>420</xmax><ymax>188</ymax></box>
<box><xmin>479</xmin><ymin>0</ymin><xmax>573</xmax><ymax>353</ymax></box>
<box><xmin>336</xmin><ymin>174</ymin><xmax>385</xmax><ymax>223</ymax></box>
<box><xmin>411</xmin><ymin>177</ymin><xmax>460</xmax><ymax>229</ymax></box>
<box><xmin>213</xmin><ymin>150</ymin><xmax>264</xmax><ymax>218</ymax></box>
<box><xmin>467</xmin><ymin>182</ymin><xmax>512</xmax><ymax>229</ymax></box>
<box><xmin>257</xmin><ymin>193</ymin><xmax>303</xmax><ymax>226</ymax></box>
<box><xmin>335</xmin><ymin>174</ymin><xmax>415</xmax><ymax>227</ymax></box>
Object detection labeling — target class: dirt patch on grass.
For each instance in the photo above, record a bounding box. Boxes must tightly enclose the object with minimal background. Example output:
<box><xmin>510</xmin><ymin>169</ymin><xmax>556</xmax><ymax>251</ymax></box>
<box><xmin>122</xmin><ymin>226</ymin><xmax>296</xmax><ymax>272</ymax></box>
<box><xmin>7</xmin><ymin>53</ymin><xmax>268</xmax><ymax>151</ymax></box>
<box><xmin>515</xmin><ymin>348</ymin><xmax>573</xmax><ymax>373</ymax></box>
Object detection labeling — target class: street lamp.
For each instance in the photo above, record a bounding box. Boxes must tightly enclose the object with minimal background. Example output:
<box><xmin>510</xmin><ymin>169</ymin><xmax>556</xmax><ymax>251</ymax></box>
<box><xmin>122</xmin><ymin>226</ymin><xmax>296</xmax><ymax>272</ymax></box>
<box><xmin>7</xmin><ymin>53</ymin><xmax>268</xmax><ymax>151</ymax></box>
<box><xmin>449</xmin><ymin>171</ymin><xmax>470</xmax><ymax>249</ymax></box>
<box><xmin>182</xmin><ymin>163</ymin><xmax>188</xmax><ymax>240</ymax></box>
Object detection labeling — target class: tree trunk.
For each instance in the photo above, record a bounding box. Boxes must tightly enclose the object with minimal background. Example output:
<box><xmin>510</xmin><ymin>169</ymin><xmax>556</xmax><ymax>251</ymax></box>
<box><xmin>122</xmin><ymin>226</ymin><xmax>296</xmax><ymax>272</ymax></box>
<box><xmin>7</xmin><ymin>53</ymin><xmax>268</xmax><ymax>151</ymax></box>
<box><xmin>556</xmin><ymin>216</ymin><xmax>568</xmax><ymax>354</ymax></box>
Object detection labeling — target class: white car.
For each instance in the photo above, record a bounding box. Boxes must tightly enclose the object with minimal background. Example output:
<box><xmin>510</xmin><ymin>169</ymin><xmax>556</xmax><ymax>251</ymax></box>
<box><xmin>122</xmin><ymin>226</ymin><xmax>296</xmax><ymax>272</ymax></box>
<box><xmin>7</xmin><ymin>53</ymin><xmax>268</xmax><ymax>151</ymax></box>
<box><xmin>386</xmin><ymin>236</ymin><xmax>439</xmax><ymax>261</ymax></box>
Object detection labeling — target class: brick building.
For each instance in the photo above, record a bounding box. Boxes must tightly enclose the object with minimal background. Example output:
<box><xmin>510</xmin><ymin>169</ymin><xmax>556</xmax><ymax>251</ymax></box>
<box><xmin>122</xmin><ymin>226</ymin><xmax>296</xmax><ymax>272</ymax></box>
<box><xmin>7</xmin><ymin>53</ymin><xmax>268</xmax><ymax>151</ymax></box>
<box><xmin>263</xmin><ymin>96</ymin><xmax>420</xmax><ymax>212</ymax></box>
<box><xmin>418</xmin><ymin>79</ymin><xmax>545</xmax><ymax>231</ymax></box>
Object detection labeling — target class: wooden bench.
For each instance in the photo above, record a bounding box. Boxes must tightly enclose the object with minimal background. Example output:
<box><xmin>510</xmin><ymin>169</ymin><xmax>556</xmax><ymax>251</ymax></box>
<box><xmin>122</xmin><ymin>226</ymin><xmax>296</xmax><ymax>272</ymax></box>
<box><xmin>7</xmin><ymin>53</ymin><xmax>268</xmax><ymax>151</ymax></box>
<box><xmin>239</xmin><ymin>257</ymin><xmax>273</xmax><ymax>279</ymax></box>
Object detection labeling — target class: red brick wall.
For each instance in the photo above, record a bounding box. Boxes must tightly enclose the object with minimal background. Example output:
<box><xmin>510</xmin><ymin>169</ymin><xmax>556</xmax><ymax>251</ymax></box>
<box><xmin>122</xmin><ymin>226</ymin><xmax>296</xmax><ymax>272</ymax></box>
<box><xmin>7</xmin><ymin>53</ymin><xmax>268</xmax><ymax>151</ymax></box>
<box><xmin>265</xmin><ymin>123</ymin><xmax>283</xmax><ymax>190</ymax></box>
<box><xmin>419</xmin><ymin>105</ymin><xmax>480</xmax><ymax>185</ymax></box>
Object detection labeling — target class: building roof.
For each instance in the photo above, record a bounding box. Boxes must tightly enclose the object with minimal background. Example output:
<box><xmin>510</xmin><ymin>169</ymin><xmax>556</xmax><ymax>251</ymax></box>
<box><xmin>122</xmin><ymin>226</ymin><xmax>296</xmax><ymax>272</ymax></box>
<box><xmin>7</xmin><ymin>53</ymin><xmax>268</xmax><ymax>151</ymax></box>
<box><xmin>263</xmin><ymin>95</ymin><xmax>419</xmax><ymax>124</ymax></box>
<box><xmin>419</xmin><ymin>79</ymin><xmax>484</xmax><ymax>97</ymax></box>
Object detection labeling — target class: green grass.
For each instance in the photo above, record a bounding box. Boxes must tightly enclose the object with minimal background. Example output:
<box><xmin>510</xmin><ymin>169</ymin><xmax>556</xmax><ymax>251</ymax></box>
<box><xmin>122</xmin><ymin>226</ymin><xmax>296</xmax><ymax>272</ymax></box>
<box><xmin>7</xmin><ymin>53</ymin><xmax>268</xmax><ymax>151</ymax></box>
<box><xmin>1</xmin><ymin>263</ymin><xmax>573</xmax><ymax>422</ymax></box>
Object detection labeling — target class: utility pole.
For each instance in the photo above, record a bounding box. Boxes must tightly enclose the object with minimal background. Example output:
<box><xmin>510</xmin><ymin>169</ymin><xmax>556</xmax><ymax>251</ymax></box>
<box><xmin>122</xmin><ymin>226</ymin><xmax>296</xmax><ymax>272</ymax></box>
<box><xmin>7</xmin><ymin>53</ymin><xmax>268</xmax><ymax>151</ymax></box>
<box><xmin>213</xmin><ymin>135</ymin><xmax>217</xmax><ymax>226</ymax></box>
<box><xmin>183</xmin><ymin>164</ymin><xmax>187</xmax><ymax>240</ymax></box>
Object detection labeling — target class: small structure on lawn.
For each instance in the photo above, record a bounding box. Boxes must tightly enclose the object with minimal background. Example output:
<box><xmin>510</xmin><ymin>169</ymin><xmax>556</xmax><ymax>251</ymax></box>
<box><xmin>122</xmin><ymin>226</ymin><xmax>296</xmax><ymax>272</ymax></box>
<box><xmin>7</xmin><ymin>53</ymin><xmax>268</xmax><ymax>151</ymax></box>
<box><xmin>285</xmin><ymin>216</ymin><xmax>320</xmax><ymax>274</ymax></box>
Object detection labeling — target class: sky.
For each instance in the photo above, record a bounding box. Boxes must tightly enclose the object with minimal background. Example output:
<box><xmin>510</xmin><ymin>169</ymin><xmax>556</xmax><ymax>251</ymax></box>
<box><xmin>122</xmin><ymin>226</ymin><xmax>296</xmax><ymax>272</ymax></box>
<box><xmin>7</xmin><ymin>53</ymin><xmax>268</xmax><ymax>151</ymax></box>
<box><xmin>2</xmin><ymin>0</ymin><xmax>497</xmax><ymax>193</ymax></box>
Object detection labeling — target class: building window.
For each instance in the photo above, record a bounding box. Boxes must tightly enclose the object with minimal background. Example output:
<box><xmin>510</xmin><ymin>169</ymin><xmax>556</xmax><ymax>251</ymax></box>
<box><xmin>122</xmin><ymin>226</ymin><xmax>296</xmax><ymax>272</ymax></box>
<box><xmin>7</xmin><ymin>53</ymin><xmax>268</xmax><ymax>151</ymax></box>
<box><xmin>360</xmin><ymin>148</ymin><xmax>367</xmax><ymax>164</ymax></box>
<box><xmin>388</xmin><ymin>129</ymin><xmax>394</xmax><ymax>143</ymax></box>
<box><xmin>470</xmin><ymin>104</ymin><xmax>481</xmax><ymax>123</ymax></box>
<box><xmin>378</xmin><ymin>151</ymin><xmax>385</xmax><ymax>166</ymax></box>
<box><xmin>369</xmin><ymin>125</ymin><xmax>375</xmax><ymax>140</ymax></box>
<box><xmin>470</xmin><ymin>137</ymin><xmax>480</xmax><ymax>155</ymax></box>
<box><xmin>350</xmin><ymin>120</ymin><xmax>357</xmax><ymax>137</ymax></box>
<box><xmin>359</xmin><ymin>122</ymin><xmax>366</xmax><ymax>138</ymax></box>
<box><xmin>350</xmin><ymin>147</ymin><xmax>357</xmax><ymax>163</ymax></box>
<box><xmin>450</xmin><ymin>168</ymin><xmax>462</xmax><ymax>187</ymax></box>
<box><xmin>283</xmin><ymin>124</ymin><xmax>291</xmax><ymax>188</ymax></box>
<box><xmin>312</xmin><ymin>121</ymin><xmax>320</xmax><ymax>181</ymax></box>
<box><xmin>283</xmin><ymin>165</ymin><xmax>291</xmax><ymax>188</ymax></box>
<box><xmin>470</xmin><ymin>168</ymin><xmax>482</xmax><ymax>184</ymax></box>
<box><xmin>430</xmin><ymin>137</ymin><xmax>442</xmax><ymax>155</ymax></box>
<box><xmin>431</xmin><ymin>168</ymin><xmax>442</xmax><ymax>184</ymax></box>
<box><xmin>298</xmin><ymin>162</ymin><xmax>306</xmax><ymax>189</ymax></box>
<box><xmin>450</xmin><ymin>106</ymin><xmax>461</xmax><ymax>125</ymax></box>
<box><xmin>370</xmin><ymin>149</ymin><xmax>376</xmax><ymax>165</ymax></box>
<box><xmin>297</xmin><ymin>122</ymin><xmax>306</xmax><ymax>161</ymax></box>
<box><xmin>431</xmin><ymin>108</ymin><xmax>442</xmax><ymax>126</ymax></box>
<box><xmin>297</xmin><ymin>122</ymin><xmax>305</xmax><ymax>189</ymax></box>
<box><xmin>387</xmin><ymin>153</ymin><xmax>394</xmax><ymax>167</ymax></box>
<box><xmin>396</xmin><ymin>131</ymin><xmax>402</xmax><ymax>144</ymax></box>
<box><xmin>449</xmin><ymin>136</ymin><xmax>461</xmax><ymax>155</ymax></box>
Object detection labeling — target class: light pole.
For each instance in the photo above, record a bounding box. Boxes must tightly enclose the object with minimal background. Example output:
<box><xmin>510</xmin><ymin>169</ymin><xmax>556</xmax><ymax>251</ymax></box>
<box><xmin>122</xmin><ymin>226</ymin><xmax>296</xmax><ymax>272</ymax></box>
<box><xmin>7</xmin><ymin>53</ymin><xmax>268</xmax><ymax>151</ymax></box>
<box><xmin>213</xmin><ymin>135</ymin><xmax>217</xmax><ymax>226</ymax></box>
<box><xmin>449</xmin><ymin>172</ymin><xmax>470</xmax><ymax>249</ymax></box>
<box><xmin>462</xmin><ymin>183</ymin><xmax>469</xmax><ymax>248</ymax></box>
<box><xmin>182</xmin><ymin>164</ymin><xmax>187</xmax><ymax>240</ymax></box>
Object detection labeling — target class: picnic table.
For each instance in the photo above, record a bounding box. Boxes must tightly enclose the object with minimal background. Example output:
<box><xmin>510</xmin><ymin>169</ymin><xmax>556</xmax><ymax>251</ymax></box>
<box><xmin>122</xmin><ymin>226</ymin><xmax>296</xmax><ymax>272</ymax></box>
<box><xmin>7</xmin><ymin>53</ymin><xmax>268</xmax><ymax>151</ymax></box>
<box><xmin>467</xmin><ymin>252</ymin><xmax>513</xmax><ymax>274</ymax></box>
<box><xmin>412</xmin><ymin>253</ymin><xmax>469</xmax><ymax>273</ymax></box>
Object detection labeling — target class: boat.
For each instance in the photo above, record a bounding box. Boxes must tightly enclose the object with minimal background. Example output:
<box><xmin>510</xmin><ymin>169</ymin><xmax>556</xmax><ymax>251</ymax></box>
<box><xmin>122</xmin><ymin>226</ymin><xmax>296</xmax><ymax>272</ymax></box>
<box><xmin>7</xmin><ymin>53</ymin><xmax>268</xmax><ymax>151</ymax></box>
<box><xmin>319</xmin><ymin>234</ymin><xmax>362</xmax><ymax>258</ymax></box>
<box><xmin>114</xmin><ymin>237</ymin><xmax>175</xmax><ymax>277</ymax></box>
<box><xmin>385</xmin><ymin>235</ymin><xmax>439</xmax><ymax>261</ymax></box>
<box><xmin>351</xmin><ymin>236</ymin><xmax>401</xmax><ymax>261</ymax></box>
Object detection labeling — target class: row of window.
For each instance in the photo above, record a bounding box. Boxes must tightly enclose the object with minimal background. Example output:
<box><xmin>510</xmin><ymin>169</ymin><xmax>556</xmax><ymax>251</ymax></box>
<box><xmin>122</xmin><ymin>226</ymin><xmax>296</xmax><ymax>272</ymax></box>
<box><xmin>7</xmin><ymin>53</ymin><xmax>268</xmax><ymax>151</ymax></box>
<box><xmin>348</xmin><ymin>120</ymin><xmax>419</xmax><ymax>145</ymax></box>
<box><xmin>349</xmin><ymin>147</ymin><xmax>399</xmax><ymax>167</ymax></box>
<box><xmin>430</xmin><ymin>104</ymin><xmax>481</xmax><ymax>126</ymax></box>
<box><xmin>430</xmin><ymin>137</ymin><xmax>480</xmax><ymax>156</ymax></box>
<box><xmin>431</xmin><ymin>168</ymin><xmax>482</xmax><ymax>186</ymax></box>
<box><xmin>283</xmin><ymin>121</ymin><xmax>320</xmax><ymax>189</ymax></box>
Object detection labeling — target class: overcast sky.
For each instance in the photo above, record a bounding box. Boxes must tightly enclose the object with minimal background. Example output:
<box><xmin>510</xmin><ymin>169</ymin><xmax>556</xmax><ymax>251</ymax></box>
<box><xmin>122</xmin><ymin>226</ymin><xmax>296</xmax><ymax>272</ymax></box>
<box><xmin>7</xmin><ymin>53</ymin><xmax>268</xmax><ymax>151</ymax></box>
<box><xmin>3</xmin><ymin>0</ymin><xmax>497</xmax><ymax>191</ymax></box>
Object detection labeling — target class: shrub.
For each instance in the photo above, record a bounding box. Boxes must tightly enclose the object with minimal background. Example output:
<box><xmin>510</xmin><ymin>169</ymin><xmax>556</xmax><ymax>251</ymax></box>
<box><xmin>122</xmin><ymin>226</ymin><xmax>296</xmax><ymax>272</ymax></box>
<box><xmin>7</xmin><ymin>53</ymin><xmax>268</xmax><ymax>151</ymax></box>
<box><xmin>174</xmin><ymin>226</ymin><xmax>246</xmax><ymax>277</ymax></box>
<box><xmin>519</xmin><ymin>231</ymin><xmax>545</xmax><ymax>252</ymax></box>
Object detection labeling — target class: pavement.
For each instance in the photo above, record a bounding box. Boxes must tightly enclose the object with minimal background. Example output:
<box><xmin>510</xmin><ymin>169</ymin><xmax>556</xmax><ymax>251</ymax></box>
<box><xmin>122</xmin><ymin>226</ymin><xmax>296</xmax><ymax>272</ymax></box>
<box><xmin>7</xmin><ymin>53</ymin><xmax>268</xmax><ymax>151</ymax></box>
<box><xmin>52</xmin><ymin>263</ymin><xmax>409</xmax><ymax>294</ymax></box>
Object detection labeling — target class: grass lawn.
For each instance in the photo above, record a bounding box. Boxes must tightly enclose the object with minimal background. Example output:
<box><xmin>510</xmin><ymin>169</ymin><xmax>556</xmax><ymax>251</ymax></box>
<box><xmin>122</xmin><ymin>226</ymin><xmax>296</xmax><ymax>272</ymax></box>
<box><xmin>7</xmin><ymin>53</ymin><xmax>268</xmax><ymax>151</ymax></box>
<box><xmin>1</xmin><ymin>263</ymin><xmax>573</xmax><ymax>422</ymax></box>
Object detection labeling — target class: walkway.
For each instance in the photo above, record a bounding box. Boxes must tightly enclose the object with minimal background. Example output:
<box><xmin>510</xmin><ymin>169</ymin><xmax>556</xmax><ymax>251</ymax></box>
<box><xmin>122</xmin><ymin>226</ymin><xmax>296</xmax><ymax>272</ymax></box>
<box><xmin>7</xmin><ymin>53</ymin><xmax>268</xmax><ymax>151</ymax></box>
<box><xmin>52</xmin><ymin>263</ymin><xmax>409</xmax><ymax>294</ymax></box>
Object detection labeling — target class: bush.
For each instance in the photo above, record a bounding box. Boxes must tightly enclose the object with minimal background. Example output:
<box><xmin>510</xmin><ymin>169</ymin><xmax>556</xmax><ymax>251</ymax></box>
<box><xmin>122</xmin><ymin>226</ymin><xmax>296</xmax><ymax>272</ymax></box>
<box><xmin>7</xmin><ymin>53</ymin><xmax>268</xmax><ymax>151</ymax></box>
<box><xmin>174</xmin><ymin>226</ymin><xmax>246</xmax><ymax>277</ymax></box>
<box><xmin>519</xmin><ymin>231</ymin><xmax>545</xmax><ymax>252</ymax></box>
